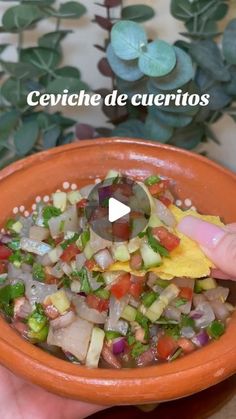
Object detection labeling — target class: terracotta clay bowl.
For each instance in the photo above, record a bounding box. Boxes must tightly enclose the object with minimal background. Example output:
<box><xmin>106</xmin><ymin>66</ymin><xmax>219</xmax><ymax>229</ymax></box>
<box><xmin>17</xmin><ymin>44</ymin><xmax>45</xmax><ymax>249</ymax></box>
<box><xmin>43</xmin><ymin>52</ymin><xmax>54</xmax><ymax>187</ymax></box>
<box><xmin>0</xmin><ymin>138</ymin><xmax>235</xmax><ymax>405</ymax></box>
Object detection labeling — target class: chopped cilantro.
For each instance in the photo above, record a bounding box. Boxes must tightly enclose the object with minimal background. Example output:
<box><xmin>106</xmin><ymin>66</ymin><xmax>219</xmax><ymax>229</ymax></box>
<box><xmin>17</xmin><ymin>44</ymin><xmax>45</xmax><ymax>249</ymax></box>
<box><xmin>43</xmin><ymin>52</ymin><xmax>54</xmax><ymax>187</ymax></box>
<box><xmin>145</xmin><ymin>175</ymin><xmax>161</xmax><ymax>186</ymax></box>
<box><xmin>42</xmin><ymin>206</ymin><xmax>62</xmax><ymax>227</ymax></box>
<box><xmin>8</xmin><ymin>238</ymin><xmax>21</xmax><ymax>251</ymax></box>
<box><xmin>175</xmin><ymin>298</ymin><xmax>188</xmax><ymax>308</ymax></box>
<box><xmin>9</xmin><ymin>250</ymin><xmax>22</xmax><ymax>267</ymax></box>
<box><xmin>163</xmin><ymin>323</ymin><xmax>181</xmax><ymax>340</ymax></box>
<box><xmin>181</xmin><ymin>315</ymin><xmax>195</xmax><ymax>329</ymax></box>
<box><xmin>32</xmin><ymin>263</ymin><xmax>45</xmax><ymax>282</ymax></box>
<box><xmin>78</xmin><ymin>267</ymin><xmax>91</xmax><ymax>294</ymax></box>
<box><xmin>61</xmin><ymin>233</ymin><xmax>80</xmax><ymax>250</ymax></box>
<box><xmin>146</xmin><ymin>227</ymin><xmax>169</xmax><ymax>257</ymax></box>
<box><xmin>131</xmin><ymin>342</ymin><xmax>149</xmax><ymax>358</ymax></box>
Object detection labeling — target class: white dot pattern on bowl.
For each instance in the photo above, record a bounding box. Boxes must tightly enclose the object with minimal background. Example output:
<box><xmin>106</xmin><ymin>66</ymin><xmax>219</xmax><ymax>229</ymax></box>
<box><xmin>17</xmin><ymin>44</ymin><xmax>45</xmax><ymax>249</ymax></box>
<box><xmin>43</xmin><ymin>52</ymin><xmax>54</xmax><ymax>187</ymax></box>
<box><xmin>24</xmin><ymin>211</ymin><xmax>29</xmax><ymax>217</ymax></box>
<box><xmin>13</xmin><ymin>207</ymin><xmax>19</xmax><ymax>215</ymax></box>
<box><xmin>35</xmin><ymin>196</ymin><xmax>41</xmax><ymax>203</ymax></box>
<box><xmin>184</xmin><ymin>198</ymin><xmax>192</xmax><ymax>207</ymax></box>
<box><xmin>19</xmin><ymin>205</ymin><xmax>25</xmax><ymax>213</ymax></box>
<box><xmin>63</xmin><ymin>182</ymin><xmax>70</xmax><ymax>190</ymax></box>
<box><xmin>43</xmin><ymin>195</ymin><xmax>50</xmax><ymax>203</ymax></box>
<box><xmin>32</xmin><ymin>204</ymin><xmax>37</xmax><ymax>211</ymax></box>
<box><xmin>175</xmin><ymin>200</ymin><xmax>182</xmax><ymax>207</ymax></box>
<box><xmin>71</xmin><ymin>183</ymin><xmax>77</xmax><ymax>190</ymax></box>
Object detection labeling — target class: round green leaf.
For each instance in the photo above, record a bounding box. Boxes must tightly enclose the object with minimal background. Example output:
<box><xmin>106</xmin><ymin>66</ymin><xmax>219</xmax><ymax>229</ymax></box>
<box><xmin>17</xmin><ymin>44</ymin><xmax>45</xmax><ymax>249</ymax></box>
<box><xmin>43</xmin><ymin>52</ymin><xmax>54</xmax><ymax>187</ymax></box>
<box><xmin>54</xmin><ymin>66</ymin><xmax>81</xmax><ymax>79</ymax></box>
<box><xmin>222</xmin><ymin>19</ymin><xmax>236</xmax><ymax>65</ymax></box>
<box><xmin>145</xmin><ymin>114</ymin><xmax>173</xmax><ymax>143</ymax></box>
<box><xmin>20</xmin><ymin>47</ymin><xmax>61</xmax><ymax>73</ymax></box>
<box><xmin>113</xmin><ymin>119</ymin><xmax>146</xmax><ymax>138</ymax></box>
<box><xmin>14</xmin><ymin>120</ymin><xmax>39</xmax><ymax>156</ymax></box>
<box><xmin>0</xmin><ymin>61</ymin><xmax>40</xmax><ymax>79</ymax></box>
<box><xmin>38</xmin><ymin>31</ymin><xmax>72</xmax><ymax>49</ymax></box>
<box><xmin>169</xmin><ymin>124</ymin><xmax>204</xmax><ymax>150</ymax></box>
<box><xmin>47</xmin><ymin>77</ymin><xmax>88</xmax><ymax>94</ymax></box>
<box><xmin>117</xmin><ymin>76</ymin><xmax>148</xmax><ymax>99</ymax></box>
<box><xmin>2</xmin><ymin>5</ymin><xmax>44</xmax><ymax>32</ymax></box>
<box><xmin>225</xmin><ymin>66</ymin><xmax>236</xmax><ymax>96</ymax></box>
<box><xmin>150</xmin><ymin>46</ymin><xmax>194</xmax><ymax>90</ymax></box>
<box><xmin>106</xmin><ymin>43</ymin><xmax>143</xmax><ymax>82</ymax></box>
<box><xmin>190</xmin><ymin>40</ymin><xmax>230</xmax><ymax>82</ymax></box>
<box><xmin>43</xmin><ymin>125</ymin><xmax>61</xmax><ymax>149</ymax></box>
<box><xmin>149</xmin><ymin>107</ymin><xmax>192</xmax><ymax>128</ymax></box>
<box><xmin>53</xmin><ymin>2</ymin><xmax>86</xmax><ymax>19</ymax></box>
<box><xmin>111</xmin><ymin>20</ymin><xmax>147</xmax><ymax>60</ymax></box>
<box><xmin>1</xmin><ymin>77</ymin><xmax>28</xmax><ymax>107</ymax></box>
<box><xmin>0</xmin><ymin>110</ymin><xmax>19</xmax><ymax>138</ymax></box>
<box><xmin>121</xmin><ymin>5</ymin><xmax>155</xmax><ymax>23</ymax></box>
<box><xmin>170</xmin><ymin>0</ymin><xmax>193</xmax><ymax>21</ymax></box>
<box><xmin>139</xmin><ymin>40</ymin><xmax>176</xmax><ymax>77</ymax></box>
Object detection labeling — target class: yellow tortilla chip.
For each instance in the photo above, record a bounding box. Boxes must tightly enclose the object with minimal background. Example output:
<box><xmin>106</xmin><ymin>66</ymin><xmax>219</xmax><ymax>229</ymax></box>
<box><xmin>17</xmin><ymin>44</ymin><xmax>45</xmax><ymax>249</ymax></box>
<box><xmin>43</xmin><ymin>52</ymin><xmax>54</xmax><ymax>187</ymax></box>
<box><xmin>94</xmin><ymin>205</ymin><xmax>224</xmax><ymax>279</ymax></box>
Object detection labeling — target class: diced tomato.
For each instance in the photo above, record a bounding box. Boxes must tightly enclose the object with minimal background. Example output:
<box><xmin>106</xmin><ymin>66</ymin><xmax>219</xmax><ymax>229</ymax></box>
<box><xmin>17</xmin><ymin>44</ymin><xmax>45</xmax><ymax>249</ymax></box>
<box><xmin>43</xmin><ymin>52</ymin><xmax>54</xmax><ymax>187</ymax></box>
<box><xmin>110</xmin><ymin>273</ymin><xmax>131</xmax><ymax>299</ymax></box>
<box><xmin>179</xmin><ymin>286</ymin><xmax>193</xmax><ymax>301</ymax></box>
<box><xmin>112</xmin><ymin>221</ymin><xmax>130</xmax><ymax>241</ymax></box>
<box><xmin>60</xmin><ymin>243</ymin><xmax>81</xmax><ymax>262</ymax></box>
<box><xmin>76</xmin><ymin>198</ymin><xmax>88</xmax><ymax>209</ymax></box>
<box><xmin>86</xmin><ymin>294</ymin><xmax>109</xmax><ymax>312</ymax></box>
<box><xmin>130</xmin><ymin>251</ymin><xmax>143</xmax><ymax>271</ymax></box>
<box><xmin>148</xmin><ymin>180</ymin><xmax>170</xmax><ymax>196</ymax></box>
<box><xmin>158</xmin><ymin>196</ymin><xmax>171</xmax><ymax>207</ymax></box>
<box><xmin>177</xmin><ymin>338</ymin><xmax>195</xmax><ymax>354</ymax></box>
<box><xmin>152</xmin><ymin>226</ymin><xmax>180</xmax><ymax>251</ymax></box>
<box><xmin>0</xmin><ymin>261</ymin><xmax>7</xmax><ymax>274</ymax></box>
<box><xmin>85</xmin><ymin>259</ymin><xmax>96</xmax><ymax>270</ymax></box>
<box><xmin>0</xmin><ymin>245</ymin><xmax>12</xmax><ymax>260</ymax></box>
<box><xmin>157</xmin><ymin>335</ymin><xmax>178</xmax><ymax>360</ymax></box>
<box><xmin>129</xmin><ymin>282</ymin><xmax>143</xmax><ymax>299</ymax></box>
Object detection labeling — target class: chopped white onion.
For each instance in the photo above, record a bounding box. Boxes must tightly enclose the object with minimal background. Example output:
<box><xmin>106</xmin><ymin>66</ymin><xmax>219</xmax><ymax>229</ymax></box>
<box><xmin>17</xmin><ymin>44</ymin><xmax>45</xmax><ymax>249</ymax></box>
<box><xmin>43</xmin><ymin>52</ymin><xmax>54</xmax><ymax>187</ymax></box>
<box><xmin>50</xmin><ymin>311</ymin><xmax>76</xmax><ymax>330</ymax></box>
<box><xmin>29</xmin><ymin>226</ymin><xmax>49</xmax><ymax>241</ymax></box>
<box><xmin>210</xmin><ymin>300</ymin><xmax>230</xmax><ymax>321</ymax></box>
<box><xmin>164</xmin><ymin>306</ymin><xmax>181</xmax><ymax>322</ymax></box>
<box><xmin>24</xmin><ymin>279</ymin><xmax>57</xmax><ymax>306</ymax></box>
<box><xmin>89</xmin><ymin>229</ymin><xmax>112</xmax><ymax>255</ymax></box>
<box><xmin>154</xmin><ymin>198</ymin><xmax>176</xmax><ymax>227</ymax></box>
<box><xmin>94</xmin><ymin>248</ymin><xmax>114</xmax><ymax>270</ymax></box>
<box><xmin>204</xmin><ymin>286</ymin><xmax>229</xmax><ymax>302</ymax></box>
<box><xmin>173</xmin><ymin>278</ymin><xmax>194</xmax><ymax>314</ymax></box>
<box><xmin>79</xmin><ymin>184</ymin><xmax>94</xmax><ymax>198</ymax></box>
<box><xmin>191</xmin><ymin>302</ymin><xmax>215</xmax><ymax>328</ymax></box>
<box><xmin>76</xmin><ymin>253</ymin><xmax>86</xmax><ymax>271</ymax></box>
<box><xmin>72</xmin><ymin>295</ymin><xmax>107</xmax><ymax>324</ymax></box>
<box><xmin>48</xmin><ymin>205</ymin><xmax>79</xmax><ymax>238</ymax></box>
<box><xmin>20</xmin><ymin>237</ymin><xmax>52</xmax><ymax>256</ymax></box>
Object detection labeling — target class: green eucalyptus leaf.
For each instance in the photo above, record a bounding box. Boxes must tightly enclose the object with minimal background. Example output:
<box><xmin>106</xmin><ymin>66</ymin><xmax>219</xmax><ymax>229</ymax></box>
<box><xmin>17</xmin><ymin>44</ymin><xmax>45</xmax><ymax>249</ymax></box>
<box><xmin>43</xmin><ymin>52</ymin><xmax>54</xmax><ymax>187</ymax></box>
<box><xmin>170</xmin><ymin>124</ymin><xmax>205</xmax><ymax>149</ymax></box>
<box><xmin>170</xmin><ymin>0</ymin><xmax>193</xmax><ymax>21</ymax></box>
<box><xmin>192</xmin><ymin>0</ymin><xmax>228</xmax><ymax>21</ymax></box>
<box><xmin>111</xmin><ymin>20</ymin><xmax>147</xmax><ymax>60</ymax></box>
<box><xmin>50</xmin><ymin>112</ymin><xmax>75</xmax><ymax>128</ymax></box>
<box><xmin>117</xmin><ymin>76</ymin><xmax>148</xmax><ymax>99</ymax></box>
<box><xmin>139</xmin><ymin>40</ymin><xmax>176</xmax><ymax>78</ymax></box>
<box><xmin>0</xmin><ymin>61</ymin><xmax>40</xmax><ymax>79</ymax></box>
<box><xmin>43</xmin><ymin>125</ymin><xmax>60</xmax><ymax>149</ymax></box>
<box><xmin>14</xmin><ymin>120</ymin><xmax>39</xmax><ymax>156</ymax></box>
<box><xmin>57</xmin><ymin>131</ymin><xmax>74</xmax><ymax>146</ymax></box>
<box><xmin>145</xmin><ymin>114</ymin><xmax>173</xmax><ymax>142</ymax></box>
<box><xmin>121</xmin><ymin>5</ymin><xmax>155</xmax><ymax>23</ymax></box>
<box><xmin>52</xmin><ymin>2</ymin><xmax>86</xmax><ymax>19</ymax></box>
<box><xmin>106</xmin><ymin>43</ymin><xmax>143</xmax><ymax>82</ymax></box>
<box><xmin>1</xmin><ymin>77</ymin><xmax>29</xmax><ymax>106</ymax></box>
<box><xmin>225</xmin><ymin>66</ymin><xmax>236</xmax><ymax>96</ymax></box>
<box><xmin>207</xmin><ymin>84</ymin><xmax>231</xmax><ymax>110</ymax></box>
<box><xmin>0</xmin><ymin>110</ymin><xmax>19</xmax><ymax>138</ymax></box>
<box><xmin>54</xmin><ymin>66</ymin><xmax>81</xmax><ymax>79</ymax></box>
<box><xmin>189</xmin><ymin>40</ymin><xmax>230</xmax><ymax>82</ymax></box>
<box><xmin>2</xmin><ymin>5</ymin><xmax>44</xmax><ymax>32</ymax></box>
<box><xmin>113</xmin><ymin>119</ymin><xmax>146</xmax><ymax>138</ymax></box>
<box><xmin>38</xmin><ymin>30</ymin><xmax>72</xmax><ymax>49</ymax></box>
<box><xmin>150</xmin><ymin>46</ymin><xmax>194</xmax><ymax>90</ymax></box>
<box><xmin>0</xmin><ymin>148</ymin><xmax>16</xmax><ymax>170</ymax></box>
<box><xmin>183</xmin><ymin>20</ymin><xmax>221</xmax><ymax>39</ymax></box>
<box><xmin>22</xmin><ymin>0</ymin><xmax>55</xmax><ymax>4</ymax></box>
<box><xmin>20</xmin><ymin>47</ymin><xmax>61</xmax><ymax>73</ymax></box>
<box><xmin>46</xmin><ymin>76</ymin><xmax>88</xmax><ymax>94</ymax></box>
<box><xmin>222</xmin><ymin>19</ymin><xmax>236</xmax><ymax>65</ymax></box>
<box><xmin>149</xmin><ymin>107</ymin><xmax>192</xmax><ymax>128</ymax></box>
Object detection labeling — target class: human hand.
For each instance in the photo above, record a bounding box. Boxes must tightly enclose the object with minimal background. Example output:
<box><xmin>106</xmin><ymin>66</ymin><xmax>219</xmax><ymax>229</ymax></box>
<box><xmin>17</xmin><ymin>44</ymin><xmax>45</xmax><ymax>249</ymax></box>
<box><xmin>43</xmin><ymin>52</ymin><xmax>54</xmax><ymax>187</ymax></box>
<box><xmin>178</xmin><ymin>216</ymin><xmax>236</xmax><ymax>279</ymax></box>
<box><xmin>0</xmin><ymin>364</ymin><xmax>103</xmax><ymax>419</ymax></box>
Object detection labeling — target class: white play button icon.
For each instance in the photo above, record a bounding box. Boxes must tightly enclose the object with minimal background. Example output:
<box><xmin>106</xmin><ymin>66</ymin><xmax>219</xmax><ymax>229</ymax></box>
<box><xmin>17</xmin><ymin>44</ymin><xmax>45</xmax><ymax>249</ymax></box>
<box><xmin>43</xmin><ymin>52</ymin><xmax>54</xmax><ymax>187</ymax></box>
<box><xmin>108</xmin><ymin>197</ymin><xmax>131</xmax><ymax>223</ymax></box>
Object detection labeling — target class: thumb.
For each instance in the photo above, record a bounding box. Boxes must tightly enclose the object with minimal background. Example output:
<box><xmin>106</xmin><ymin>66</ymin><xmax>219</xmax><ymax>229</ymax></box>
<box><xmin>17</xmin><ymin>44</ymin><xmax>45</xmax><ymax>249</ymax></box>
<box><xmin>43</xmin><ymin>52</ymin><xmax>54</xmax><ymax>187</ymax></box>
<box><xmin>178</xmin><ymin>216</ymin><xmax>236</xmax><ymax>279</ymax></box>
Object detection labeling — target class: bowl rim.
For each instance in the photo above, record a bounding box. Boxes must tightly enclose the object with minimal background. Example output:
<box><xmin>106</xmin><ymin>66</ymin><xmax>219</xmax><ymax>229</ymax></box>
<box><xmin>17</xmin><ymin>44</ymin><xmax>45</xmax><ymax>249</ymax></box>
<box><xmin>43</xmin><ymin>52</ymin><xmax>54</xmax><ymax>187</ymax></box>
<box><xmin>0</xmin><ymin>137</ymin><xmax>235</xmax><ymax>404</ymax></box>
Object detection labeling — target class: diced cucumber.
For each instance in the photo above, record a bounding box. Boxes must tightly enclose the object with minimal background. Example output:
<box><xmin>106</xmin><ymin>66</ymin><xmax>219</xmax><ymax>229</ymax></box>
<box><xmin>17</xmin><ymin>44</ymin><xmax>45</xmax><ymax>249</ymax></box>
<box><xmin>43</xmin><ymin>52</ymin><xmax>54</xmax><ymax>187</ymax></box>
<box><xmin>53</xmin><ymin>192</ymin><xmax>67</xmax><ymax>212</ymax></box>
<box><xmin>128</xmin><ymin>237</ymin><xmax>141</xmax><ymax>254</ymax></box>
<box><xmin>86</xmin><ymin>327</ymin><xmax>105</xmax><ymax>368</ymax></box>
<box><xmin>148</xmin><ymin>214</ymin><xmax>163</xmax><ymax>228</ymax></box>
<box><xmin>196</xmin><ymin>277</ymin><xmax>217</xmax><ymax>291</ymax></box>
<box><xmin>102</xmin><ymin>271</ymin><xmax>120</xmax><ymax>285</ymax></box>
<box><xmin>121</xmin><ymin>305</ymin><xmax>137</xmax><ymax>322</ymax></box>
<box><xmin>140</xmin><ymin>242</ymin><xmax>161</xmax><ymax>268</ymax></box>
<box><xmin>50</xmin><ymin>289</ymin><xmax>70</xmax><ymax>314</ymax></box>
<box><xmin>48</xmin><ymin>246</ymin><xmax>63</xmax><ymax>263</ymax></box>
<box><xmin>11</xmin><ymin>221</ymin><xmax>23</xmax><ymax>234</ymax></box>
<box><xmin>67</xmin><ymin>190</ymin><xmax>82</xmax><ymax>205</ymax></box>
<box><xmin>112</xmin><ymin>244</ymin><xmax>130</xmax><ymax>262</ymax></box>
<box><xmin>146</xmin><ymin>299</ymin><xmax>166</xmax><ymax>322</ymax></box>
<box><xmin>105</xmin><ymin>169</ymin><xmax>119</xmax><ymax>180</ymax></box>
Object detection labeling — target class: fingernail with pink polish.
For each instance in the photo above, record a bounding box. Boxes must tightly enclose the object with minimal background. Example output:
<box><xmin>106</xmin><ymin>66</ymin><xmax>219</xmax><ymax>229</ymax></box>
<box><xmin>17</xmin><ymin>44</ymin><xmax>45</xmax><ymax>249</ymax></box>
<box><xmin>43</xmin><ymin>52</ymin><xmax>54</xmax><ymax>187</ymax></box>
<box><xmin>177</xmin><ymin>216</ymin><xmax>225</xmax><ymax>249</ymax></box>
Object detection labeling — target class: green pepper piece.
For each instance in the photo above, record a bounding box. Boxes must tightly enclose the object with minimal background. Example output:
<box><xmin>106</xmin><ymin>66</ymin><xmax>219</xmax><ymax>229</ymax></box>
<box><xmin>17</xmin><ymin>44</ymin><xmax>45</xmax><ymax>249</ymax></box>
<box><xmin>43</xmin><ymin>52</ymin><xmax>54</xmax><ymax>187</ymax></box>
<box><xmin>144</xmin><ymin>175</ymin><xmax>161</xmax><ymax>186</ymax></box>
<box><xmin>207</xmin><ymin>320</ymin><xmax>225</xmax><ymax>339</ymax></box>
<box><xmin>32</xmin><ymin>263</ymin><xmax>45</xmax><ymax>282</ymax></box>
<box><xmin>28</xmin><ymin>324</ymin><xmax>49</xmax><ymax>342</ymax></box>
<box><xmin>131</xmin><ymin>342</ymin><xmax>149</xmax><ymax>358</ymax></box>
<box><xmin>142</xmin><ymin>291</ymin><xmax>158</xmax><ymax>308</ymax></box>
<box><xmin>105</xmin><ymin>331</ymin><xmax>121</xmax><ymax>341</ymax></box>
<box><xmin>94</xmin><ymin>287</ymin><xmax>110</xmax><ymax>300</ymax></box>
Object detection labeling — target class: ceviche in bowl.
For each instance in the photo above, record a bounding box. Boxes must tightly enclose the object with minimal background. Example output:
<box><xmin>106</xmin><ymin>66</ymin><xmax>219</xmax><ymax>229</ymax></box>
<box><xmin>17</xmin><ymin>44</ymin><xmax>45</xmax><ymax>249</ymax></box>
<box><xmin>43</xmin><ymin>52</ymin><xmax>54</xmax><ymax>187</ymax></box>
<box><xmin>0</xmin><ymin>138</ymin><xmax>235</xmax><ymax>404</ymax></box>
<box><xmin>0</xmin><ymin>169</ymin><xmax>234</xmax><ymax>370</ymax></box>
